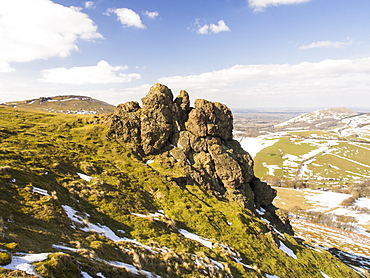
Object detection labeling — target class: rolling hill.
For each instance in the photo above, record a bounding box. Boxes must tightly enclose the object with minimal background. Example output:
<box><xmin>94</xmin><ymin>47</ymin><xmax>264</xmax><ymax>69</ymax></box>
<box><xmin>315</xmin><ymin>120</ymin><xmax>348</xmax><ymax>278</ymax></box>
<box><xmin>238</xmin><ymin>107</ymin><xmax>370</xmax><ymax>188</ymax></box>
<box><xmin>1</xmin><ymin>95</ymin><xmax>115</xmax><ymax>115</ymax></box>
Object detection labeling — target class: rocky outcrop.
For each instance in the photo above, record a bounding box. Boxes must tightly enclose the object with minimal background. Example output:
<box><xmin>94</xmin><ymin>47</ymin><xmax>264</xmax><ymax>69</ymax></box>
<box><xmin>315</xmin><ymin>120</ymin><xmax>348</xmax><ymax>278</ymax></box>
<box><xmin>107</xmin><ymin>84</ymin><xmax>276</xmax><ymax>210</ymax></box>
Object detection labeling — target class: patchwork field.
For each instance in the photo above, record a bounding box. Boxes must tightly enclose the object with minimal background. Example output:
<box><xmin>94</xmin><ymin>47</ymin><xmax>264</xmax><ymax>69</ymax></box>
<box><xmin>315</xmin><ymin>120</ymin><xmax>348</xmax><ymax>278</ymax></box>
<box><xmin>240</xmin><ymin>134</ymin><xmax>370</xmax><ymax>188</ymax></box>
<box><xmin>236</xmin><ymin>107</ymin><xmax>370</xmax><ymax>188</ymax></box>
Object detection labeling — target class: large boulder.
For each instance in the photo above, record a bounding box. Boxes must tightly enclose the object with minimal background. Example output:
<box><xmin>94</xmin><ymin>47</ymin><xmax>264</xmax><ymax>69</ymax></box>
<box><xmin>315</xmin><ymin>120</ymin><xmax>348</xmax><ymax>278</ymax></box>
<box><xmin>107</xmin><ymin>101</ymin><xmax>141</xmax><ymax>147</ymax></box>
<box><xmin>186</xmin><ymin>99</ymin><xmax>233</xmax><ymax>141</ymax></box>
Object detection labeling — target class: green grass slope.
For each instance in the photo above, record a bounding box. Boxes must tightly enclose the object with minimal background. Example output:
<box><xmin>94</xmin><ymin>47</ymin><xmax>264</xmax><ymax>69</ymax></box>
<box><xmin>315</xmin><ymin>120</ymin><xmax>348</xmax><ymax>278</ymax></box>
<box><xmin>0</xmin><ymin>107</ymin><xmax>362</xmax><ymax>277</ymax></box>
<box><xmin>254</xmin><ymin>131</ymin><xmax>370</xmax><ymax>189</ymax></box>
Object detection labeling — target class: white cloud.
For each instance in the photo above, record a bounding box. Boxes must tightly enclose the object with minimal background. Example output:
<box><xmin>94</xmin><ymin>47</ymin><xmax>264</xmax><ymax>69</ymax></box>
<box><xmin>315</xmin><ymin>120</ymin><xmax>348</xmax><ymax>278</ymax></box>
<box><xmin>197</xmin><ymin>24</ymin><xmax>210</xmax><ymax>35</ymax></box>
<box><xmin>0</xmin><ymin>0</ymin><xmax>103</xmax><ymax>67</ymax></box>
<box><xmin>197</xmin><ymin>20</ymin><xmax>230</xmax><ymax>34</ymax></box>
<box><xmin>0</xmin><ymin>62</ymin><xmax>15</xmax><ymax>73</ymax></box>
<box><xmin>158</xmin><ymin>57</ymin><xmax>370</xmax><ymax>106</ymax></box>
<box><xmin>300</xmin><ymin>40</ymin><xmax>355</xmax><ymax>50</ymax></box>
<box><xmin>144</xmin><ymin>11</ymin><xmax>159</xmax><ymax>19</ymax></box>
<box><xmin>108</xmin><ymin>8</ymin><xmax>146</xmax><ymax>29</ymax></box>
<box><xmin>84</xmin><ymin>1</ymin><xmax>95</xmax><ymax>9</ymax></box>
<box><xmin>39</xmin><ymin>60</ymin><xmax>141</xmax><ymax>85</ymax></box>
<box><xmin>249</xmin><ymin>0</ymin><xmax>311</xmax><ymax>12</ymax></box>
<box><xmin>210</xmin><ymin>20</ymin><xmax>231</xmax><ymax>34</ymax></box>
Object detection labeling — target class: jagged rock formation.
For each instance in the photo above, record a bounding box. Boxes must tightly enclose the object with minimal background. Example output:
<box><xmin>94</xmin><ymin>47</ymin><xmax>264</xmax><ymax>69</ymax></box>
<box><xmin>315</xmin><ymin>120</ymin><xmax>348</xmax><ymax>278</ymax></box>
<box><xmin>108</xmin><ymin>84</ymin><xmax>276</xmax><ymax>210</ymax></box>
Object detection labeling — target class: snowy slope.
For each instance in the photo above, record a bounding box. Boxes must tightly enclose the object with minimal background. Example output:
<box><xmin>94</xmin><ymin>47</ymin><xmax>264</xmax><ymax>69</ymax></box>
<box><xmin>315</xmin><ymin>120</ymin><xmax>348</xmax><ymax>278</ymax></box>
<box><xmin>275</xmin><ymin>107</ymin><xmax>359</xmax><ymax>129</ymax></box>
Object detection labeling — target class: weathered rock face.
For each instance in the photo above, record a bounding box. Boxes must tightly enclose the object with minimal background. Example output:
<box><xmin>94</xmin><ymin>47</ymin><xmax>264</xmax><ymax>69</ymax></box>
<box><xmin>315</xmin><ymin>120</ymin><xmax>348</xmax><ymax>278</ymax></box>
<box><xmin>107</xmin><ymin>84</ymin><xmax>276</xmax><ymax>209</ymax></box>
<box><xmin>186</xmin><ymin>99</ymin><xmax>233</xmax><ymax>141</ymax></box>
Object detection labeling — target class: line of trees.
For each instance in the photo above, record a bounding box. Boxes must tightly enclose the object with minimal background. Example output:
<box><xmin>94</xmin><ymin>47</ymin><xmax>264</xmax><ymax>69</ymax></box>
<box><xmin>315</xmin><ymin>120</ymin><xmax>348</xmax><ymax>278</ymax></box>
<box><xmin>287</xmin><ymin>207</ymin><xmax>358</xmax><ymax>232</ymax></box>
<box><xmin>266</xmin><ymin>177</ymin><xmax>370</xmax><ymax>198</ymax></box>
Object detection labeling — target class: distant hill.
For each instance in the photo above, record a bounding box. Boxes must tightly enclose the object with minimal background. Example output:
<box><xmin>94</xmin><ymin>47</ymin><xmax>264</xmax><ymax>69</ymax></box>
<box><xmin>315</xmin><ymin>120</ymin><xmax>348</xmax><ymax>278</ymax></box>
<box><xmin>275</xmin><ymin>107</ymin><xmax>360</xmax><ymax>130</ymax></box>
<box><xmin>1</xmin><ymin>95</ymin><xmax>115</xmax><ymax>114</ymax></box>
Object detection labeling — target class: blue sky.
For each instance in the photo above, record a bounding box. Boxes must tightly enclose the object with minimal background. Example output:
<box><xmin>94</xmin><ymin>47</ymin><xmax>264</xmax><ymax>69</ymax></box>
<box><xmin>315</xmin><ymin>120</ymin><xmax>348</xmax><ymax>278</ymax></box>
<box><xmin>1</xmin><ymin>0</ymin><xmax>370</xmax><ymax>109</ymax></box>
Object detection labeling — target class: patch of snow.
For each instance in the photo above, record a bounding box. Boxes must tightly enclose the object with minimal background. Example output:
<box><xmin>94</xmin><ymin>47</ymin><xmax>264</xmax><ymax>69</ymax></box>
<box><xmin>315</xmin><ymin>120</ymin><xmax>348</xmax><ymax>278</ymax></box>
<box><xmin>209</xmin><ymin>258</ymin><xmax>224</xmax><ymax>270</ymax></box>
<box><xmin>354</xmin><ymin>198</ymin><xmax>370</xmax><ymax>210</ymax></box>
<box><xmin>81</xmin><ymin>271</ymin><xmax>94</xmax><ymax>278</ymax></box>
<box><xmin>62</xmin><ymin>205</ymin><xmax>85</xmax><ymax>227</ymax></box>
<box><xmin>261</xmin><ymin>217</ymin><xmax>286</xmax><ymax>239</ymax></box>
<box><xmin>145</xmin><ymin>160</ymin><xmax>155</xmax><ymax>165</ymax></box>
<box><xmin>256</xmin><ymin>207</ymin><xmax>266</xmax><ymax>215</ymax></box>
<box><xmin>178</xmin><ymin>229</ymin><xmax>214</xmax><ymax>249</ymax></box>
<box><xmin>300</xmin><ymin>144</ymin><xmax>329</xmax><ymax>160</ymax></box>
<box><xmin>47</xmin><ymin>97</ymin><xmax>82</xmax><ymax>102</ymax></box>
<box><xmin>239</xmin><ymin>137</ymin><xmax>278</xmax><ymax>158</ymax></box>
<box><xmin>282</xmin><ymin>154</ymin><xmax>300</xmax><ymax>168</ymax></box>
<box><xmin>328</xmin><ymin>164</ymin><xmax>340</xmax><ymax>170</ymax></box>
<box><xmin>81</xmin><ymin>222</ymin><xmax>123</xmax><ymax>242</ymax></box>
<box><xmin>131</xmin><ymin>213</ymin><xmax>147</xmax><ymax>218</ymax></box>
<box><xmin>52</xmin><ymin>244</ymin><xmax>78</xmax><ymax>252</ymax></box>
<box><xmin>297</xmin><ymin>157</ymin><xmax>315</xmax><ymax>178</ymax></box>
<box><xmin>304</xmin><ymin>190</ymin><xmax>351</xmax><ymax>211</ymax></box>
<box><xmin>131</xmin><ymin>211</ymin><xmax>165</xmax><ymax>221</ymax></box>
<box><xmin>32</xmin><ymin>186</ymin><xmax>50</xmax><ymax>196</ymax></box>
<box><xmin>320</xmin><ymin>271</ymin><xmax>331</xmax><ymax>278</ymax></box>
<box><xmin>107</xmin><ymin>261</ymin><xmax>139</xmax><ymax>275</ymax></box>
<box><xmin>350</xmin><ymin>265</ymin><xmax>369</xmax><ymax>277</ymax></box>
<box><xmin>262</xmin><ymin>163</ymin><xmax>280</xmax><ymax>176</ymax></box>
<box><xmin>106</xmin><ymin>261</ymin><xmax>160</xmax><ymax>278</ymax></box>
<box><xmin>265</xmin><ymin>274</ymin><xmax>281</xmax><ymax>278</ymax></box>
<box><xmin>63</xmin><ymin>205</ymin><xmax>165</xmax><ymax>252</ymax></box>
<box><xmin>77</xmin><ymin>172</ymin><xmax>92</xmax><ymax>182</ymax></box>
<box><xmin>3</xmin><ymin>252</ymin><xmax>50</xmax><ymax>276</ymax></box>
<box><xmin>279</xmin><ymin>240</ymin><xmax>297</xmax><ymax>259</ymax></box>
<box><xmin>96</xmin><ymin>272</ymin><xmax>106</xmax><ymax>278</ymax></box>
<box><xmin>10</xmin><ymin>178</ymin><xmax>16</xmax><ymax>183</ymax></box>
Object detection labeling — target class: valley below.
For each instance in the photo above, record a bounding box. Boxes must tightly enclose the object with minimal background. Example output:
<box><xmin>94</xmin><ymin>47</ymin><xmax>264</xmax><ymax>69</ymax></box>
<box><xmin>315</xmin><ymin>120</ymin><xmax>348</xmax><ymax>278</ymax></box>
<box><xmin>234</xmin><ymin>107</ymin><xmax>370</xmax><ymax>276</ymax></box>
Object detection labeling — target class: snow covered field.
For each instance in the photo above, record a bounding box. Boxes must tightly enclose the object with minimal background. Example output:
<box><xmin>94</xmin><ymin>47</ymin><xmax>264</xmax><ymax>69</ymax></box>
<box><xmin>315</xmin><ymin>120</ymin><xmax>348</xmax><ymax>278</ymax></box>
<box><xmin>274</xmin><ymin>188</ymin><xmax>370</xmax><ymax>237</ymax></box>
<box><xmin>239</xmin><ymin>136</ymin><xmax>279</xmax><ymax>158</ymax></box>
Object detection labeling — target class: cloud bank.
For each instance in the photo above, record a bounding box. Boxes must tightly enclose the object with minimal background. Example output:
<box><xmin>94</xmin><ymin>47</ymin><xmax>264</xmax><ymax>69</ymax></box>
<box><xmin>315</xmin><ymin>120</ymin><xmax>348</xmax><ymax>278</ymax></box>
<box><xmin>300</xmin><ymin>40</ymin><xmax>355</xmax><ymax>50</ymax></box>
<box><xmin>0</xmin><ymin>0</ymin><xmax>103</xmax><ymax>69</ymax></box>
<box><xmin>158</xmin><ymin>57</ymin><xmax>370</xmax><ymax>107</ymax></box>
<box><xmin>39</xmin><ymin>60</ymin><xmax>141</xmax><ymax>85</ymax></box>
<box><xmin>249</xmin><ymin>0</ymin><xmax>312</xmax><ymax>12</ymax></box>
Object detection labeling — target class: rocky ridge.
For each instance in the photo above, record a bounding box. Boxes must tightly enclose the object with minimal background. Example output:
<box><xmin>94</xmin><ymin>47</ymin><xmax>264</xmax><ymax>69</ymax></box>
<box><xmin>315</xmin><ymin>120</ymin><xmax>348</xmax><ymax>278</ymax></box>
<box><xmin>108</xmin><ymin>84</ymin><xmax>277</xmax><ymax>211</ymax></box>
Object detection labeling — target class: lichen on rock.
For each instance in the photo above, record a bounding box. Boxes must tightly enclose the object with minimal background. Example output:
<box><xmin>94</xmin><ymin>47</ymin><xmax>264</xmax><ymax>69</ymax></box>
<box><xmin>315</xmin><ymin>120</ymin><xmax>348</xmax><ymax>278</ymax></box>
<box><xmin>107</xmin><ymin>83</ymin><xmax>277</xmax><ymax>211</ymax></box>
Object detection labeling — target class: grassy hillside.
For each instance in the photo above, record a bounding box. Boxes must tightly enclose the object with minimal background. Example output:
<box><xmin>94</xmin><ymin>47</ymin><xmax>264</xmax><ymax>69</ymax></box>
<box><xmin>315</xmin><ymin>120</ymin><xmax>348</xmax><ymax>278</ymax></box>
<box><xmin>251</xmin><ymin>132</ymin><xmax>370</xmax><ymax>189</ymax></box>
<box><xmin>0</xmin><ymin>106</ymin><xmax>364</xmax><ymax>277</ymax></box>
<box><xmin>2</xmin><ymin>95</ymin><xmax>115</xmax><ymax>115</ymax></box>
